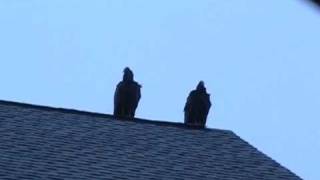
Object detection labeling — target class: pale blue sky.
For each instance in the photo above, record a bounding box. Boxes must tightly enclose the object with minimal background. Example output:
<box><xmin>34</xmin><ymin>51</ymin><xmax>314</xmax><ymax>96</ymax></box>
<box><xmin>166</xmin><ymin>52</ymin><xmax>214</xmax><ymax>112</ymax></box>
<box><xmin>0</xmin><ymin>0</ymin><xmax>319</xmax><ymax>179</ymax></box>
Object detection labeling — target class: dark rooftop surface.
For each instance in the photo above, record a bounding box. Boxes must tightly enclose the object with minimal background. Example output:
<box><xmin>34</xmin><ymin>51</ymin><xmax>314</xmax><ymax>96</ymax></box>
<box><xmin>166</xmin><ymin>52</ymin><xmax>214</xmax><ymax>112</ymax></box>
<box><xmin>0</xmin><ymin>100</ymin><xmax>301</xmax><ymax>180</ymax></box>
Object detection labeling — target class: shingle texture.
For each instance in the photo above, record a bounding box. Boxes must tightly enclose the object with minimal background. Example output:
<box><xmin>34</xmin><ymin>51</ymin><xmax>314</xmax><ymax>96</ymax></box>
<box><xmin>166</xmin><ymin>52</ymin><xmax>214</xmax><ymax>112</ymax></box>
<box><xmin>0</xmin><ymin>100</ymin><xmax>301</xmax><ymax>180</ymax></box>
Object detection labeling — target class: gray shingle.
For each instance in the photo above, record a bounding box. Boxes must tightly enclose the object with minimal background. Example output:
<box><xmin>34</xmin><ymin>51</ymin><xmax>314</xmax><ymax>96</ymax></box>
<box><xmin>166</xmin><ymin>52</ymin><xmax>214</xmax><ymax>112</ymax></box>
<box><xmin>0</xmin><ymin>100</ymin><xmax>301</xmax><ymax>180</ymax></box>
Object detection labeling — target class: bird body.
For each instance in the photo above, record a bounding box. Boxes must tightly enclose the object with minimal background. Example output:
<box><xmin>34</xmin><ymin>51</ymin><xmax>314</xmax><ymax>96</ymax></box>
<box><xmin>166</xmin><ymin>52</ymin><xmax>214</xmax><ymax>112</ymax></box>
<box><xmin>114</xmin><ymin>68</ymin><xmax>141</xmax><ymax>118</ymax></box>
<box><xmin>184</xmin><ymin>81</ymin><xmax>211</xmax><ymax>127</ymax></box>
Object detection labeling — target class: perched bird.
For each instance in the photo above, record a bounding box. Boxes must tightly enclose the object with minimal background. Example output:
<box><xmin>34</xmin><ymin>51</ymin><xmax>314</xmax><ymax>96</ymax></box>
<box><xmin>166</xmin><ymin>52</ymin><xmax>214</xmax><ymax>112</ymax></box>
<box><xmin>114</xmin><ymin>67</ymin><xmax>141</xmax><ymax>118</ymax></box>
<box><xmin>184</xmin><ymin>81</ymin><xmax>211</xmax><ymax>127</ymax></box>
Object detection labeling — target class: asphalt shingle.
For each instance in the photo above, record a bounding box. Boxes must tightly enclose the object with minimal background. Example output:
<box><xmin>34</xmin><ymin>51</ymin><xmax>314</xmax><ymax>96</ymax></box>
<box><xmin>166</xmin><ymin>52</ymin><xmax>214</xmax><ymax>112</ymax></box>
<box><xmin>0</xmin><ymin>100</ymin><xmax>301</xmax><ymax>180</ymax></box>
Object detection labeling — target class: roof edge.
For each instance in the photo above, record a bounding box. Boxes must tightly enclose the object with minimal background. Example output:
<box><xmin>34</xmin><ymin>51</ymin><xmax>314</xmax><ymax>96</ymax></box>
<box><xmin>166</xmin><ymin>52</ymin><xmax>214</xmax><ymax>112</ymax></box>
<box><xmin>0</xmin><ymin>99</ymin><xmax>229</xmax><ymax>132</ymax></box>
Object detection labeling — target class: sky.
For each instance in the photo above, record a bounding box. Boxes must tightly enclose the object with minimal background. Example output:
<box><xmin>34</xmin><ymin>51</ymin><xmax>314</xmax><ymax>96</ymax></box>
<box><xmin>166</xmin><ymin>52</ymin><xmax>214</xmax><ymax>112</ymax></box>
<box><xmin>0</xmin><ymin>0</ymin><xmax>319</xmax><ymax>179</ymax></box>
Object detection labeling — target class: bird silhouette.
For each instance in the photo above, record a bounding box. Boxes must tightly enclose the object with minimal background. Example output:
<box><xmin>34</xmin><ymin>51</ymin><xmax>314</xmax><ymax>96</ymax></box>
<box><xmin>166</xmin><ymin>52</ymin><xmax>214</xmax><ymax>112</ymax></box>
<box><xmin>114</xmin><ymin>67</ymin><xmax>141</xmax><ymax>119</ymax></box>
<box><xmin>184</xmin><ymin>81</ymin><xmax>211</xmax><ymax>127</ymax></box>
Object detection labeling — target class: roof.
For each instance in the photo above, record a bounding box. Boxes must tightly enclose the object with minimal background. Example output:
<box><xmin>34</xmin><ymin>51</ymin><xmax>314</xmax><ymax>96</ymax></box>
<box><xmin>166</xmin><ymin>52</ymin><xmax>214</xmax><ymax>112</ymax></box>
<box><xmin>0</xmin><ymin>100</ymin><xmax>301</xmax><ymax>180</ymax></box>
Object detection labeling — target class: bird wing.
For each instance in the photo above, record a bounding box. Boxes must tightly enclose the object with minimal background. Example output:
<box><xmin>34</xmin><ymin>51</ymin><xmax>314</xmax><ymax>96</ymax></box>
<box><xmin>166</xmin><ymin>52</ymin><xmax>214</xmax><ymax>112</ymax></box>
<box><xmin>113</xmin><ymin>82</ymin><xmax>123</xmax><ymax>115</ymax></box>
<box><xmin>203</xmin><ymin>93</ymin><xmax>211</xmax><ymax>116</ymax></box>
<box><xmin>132</xmin><ymin>82</ymin><xmax>141</xmax><ymax>109</ymax></box>
<box><xmin>184</xmin><ymin>91</ymin><xmax>193</xmax><ymax>112</ymax></box>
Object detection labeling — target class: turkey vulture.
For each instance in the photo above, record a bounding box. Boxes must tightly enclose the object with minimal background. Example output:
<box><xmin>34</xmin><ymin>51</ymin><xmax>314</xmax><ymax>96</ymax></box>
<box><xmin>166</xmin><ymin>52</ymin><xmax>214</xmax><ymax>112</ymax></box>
<box><xmin>184</xmin><ymin>81</ymin><xmax>211</xmax><ymax>127</ymax></box>
<box><xmin>114</xmin><ymin>67</ymin><xmax>141</xmax><ymax>118</ymax></box>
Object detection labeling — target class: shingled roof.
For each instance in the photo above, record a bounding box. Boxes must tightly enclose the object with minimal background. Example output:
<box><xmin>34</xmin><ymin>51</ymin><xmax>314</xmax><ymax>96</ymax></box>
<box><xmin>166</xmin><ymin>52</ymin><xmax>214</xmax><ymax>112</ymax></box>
<box><xmin>0</xmin><ymin>100</ymin><xmax>301</xmax><ymax>180</ymax></box>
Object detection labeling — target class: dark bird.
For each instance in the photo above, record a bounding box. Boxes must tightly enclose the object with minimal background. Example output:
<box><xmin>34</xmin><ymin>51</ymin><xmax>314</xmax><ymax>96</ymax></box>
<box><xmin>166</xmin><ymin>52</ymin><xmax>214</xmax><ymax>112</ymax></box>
<box><xmin>184</xmin><ymin>81</ymin><xmax>211</xmax><ymax>127</ymax></box>
<box><xmin>114</xmin><ymin>67</ymin><xmax>141</xmax><ymax>118</ymax></box>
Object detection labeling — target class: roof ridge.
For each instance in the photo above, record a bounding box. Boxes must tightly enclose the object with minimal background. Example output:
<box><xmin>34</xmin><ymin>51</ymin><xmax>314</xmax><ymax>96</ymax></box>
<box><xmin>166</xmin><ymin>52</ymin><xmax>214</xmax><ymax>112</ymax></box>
<box><xmin>0</xmin><ymin>99</ymin><xmax>230</xmax><ymax>132</ymax></box>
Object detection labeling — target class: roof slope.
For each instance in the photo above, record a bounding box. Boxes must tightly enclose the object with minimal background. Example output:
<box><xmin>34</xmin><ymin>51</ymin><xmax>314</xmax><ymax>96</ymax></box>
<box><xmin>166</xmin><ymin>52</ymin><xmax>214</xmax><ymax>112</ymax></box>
<box><xmin>0</xmin><ymin>100</ymin><xmax>301</xmax><ymax>180</ymax></box>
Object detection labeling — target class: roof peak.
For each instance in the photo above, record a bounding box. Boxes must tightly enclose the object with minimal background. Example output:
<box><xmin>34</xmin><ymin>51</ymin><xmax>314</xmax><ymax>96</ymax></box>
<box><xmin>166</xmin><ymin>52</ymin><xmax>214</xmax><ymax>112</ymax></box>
<box><xmin>0</xmin><ymin>99</ymin><xmax>228</xmax><ymax>132</ymax></box>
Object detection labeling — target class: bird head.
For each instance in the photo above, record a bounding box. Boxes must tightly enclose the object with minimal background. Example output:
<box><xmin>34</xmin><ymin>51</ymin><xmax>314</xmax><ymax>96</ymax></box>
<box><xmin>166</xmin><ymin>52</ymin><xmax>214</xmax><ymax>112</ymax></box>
<box><xmin>123</xmin><ymin>67</ymin><xmax>134</xmax><ymax>81</ymax></box>
<box><xmin>196</xmin><ymin>81</ymin><xmax>206</xmax><ymax>91</ymax></box>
